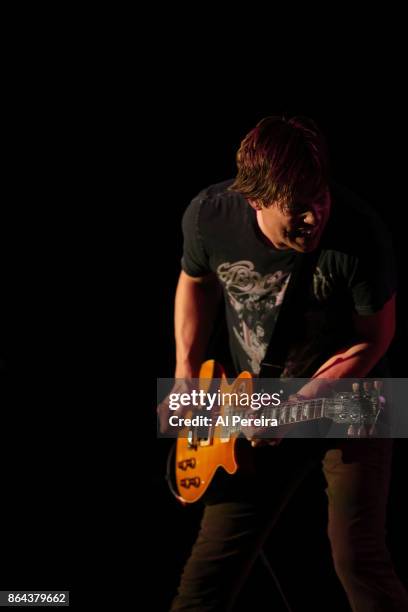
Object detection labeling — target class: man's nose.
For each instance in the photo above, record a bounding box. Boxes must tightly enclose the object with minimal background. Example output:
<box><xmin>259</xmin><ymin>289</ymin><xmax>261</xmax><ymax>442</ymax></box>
<box><xmin>302</xmin><ymin>209</ymin><xmax>319</xmax><ymax>226</ymax></box>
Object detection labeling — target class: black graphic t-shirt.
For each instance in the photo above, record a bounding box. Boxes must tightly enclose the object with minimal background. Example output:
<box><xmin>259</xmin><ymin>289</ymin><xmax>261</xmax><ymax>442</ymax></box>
<box><xmin>181</xmin><ymin>179</ymin><xmax>396</xmax><ymax>377</ymax></box>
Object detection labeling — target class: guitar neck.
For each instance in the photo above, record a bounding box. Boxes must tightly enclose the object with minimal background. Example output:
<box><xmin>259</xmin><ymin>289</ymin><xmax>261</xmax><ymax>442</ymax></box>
<box><xmin>224</xmin><ymin>397</ymin><xmax>334</xmax><ymax>435</ymax></box>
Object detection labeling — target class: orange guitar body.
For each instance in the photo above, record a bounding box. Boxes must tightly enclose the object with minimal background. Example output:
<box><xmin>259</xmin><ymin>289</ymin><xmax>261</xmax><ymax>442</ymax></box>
<box><xmin>175</xmin><ymin>360</ymin><xmax>253</xmax><ymax>503</ymax></box>
<box><xmin>174</xmin><ymin>361</ymin><xmax>383</xmax><ymax>503</ymax></box>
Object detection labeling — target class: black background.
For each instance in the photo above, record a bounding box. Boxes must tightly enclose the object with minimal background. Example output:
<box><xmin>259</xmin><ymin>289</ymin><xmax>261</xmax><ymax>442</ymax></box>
<box><xmin>154</xmin><ymin>102</ymin><xmax>408</xmax><ymax>611</ymax></box>
<box><xmin>1</xmin><ymin>23</ymin><xmax>407</xmax><ymax>609</ymax></box>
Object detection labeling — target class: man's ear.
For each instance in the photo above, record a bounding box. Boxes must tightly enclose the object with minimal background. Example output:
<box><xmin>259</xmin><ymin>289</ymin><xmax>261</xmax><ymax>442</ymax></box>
<box><xmin>248</xmin><ymin>199</ymin><xmax>262</xmax><ymax>211</ymax></box>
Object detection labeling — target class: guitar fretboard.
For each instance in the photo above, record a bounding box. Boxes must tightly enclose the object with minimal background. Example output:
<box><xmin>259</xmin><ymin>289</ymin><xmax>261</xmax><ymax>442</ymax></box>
<box><xmin>222</xmin><ymin>398</ymin><xmax>333</xmax><ymax>434</ymax></box>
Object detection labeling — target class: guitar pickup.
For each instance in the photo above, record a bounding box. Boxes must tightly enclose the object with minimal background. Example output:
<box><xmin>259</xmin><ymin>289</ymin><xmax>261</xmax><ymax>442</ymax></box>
<box><xmin>177</xmin><ymin>458</ymin><xmax>196</xmax><ymax>470</ymax></box>
<box><xmin>180</xmin><ymin>477</ymin><xmax>201</xmax><ymax>488</ymax></box>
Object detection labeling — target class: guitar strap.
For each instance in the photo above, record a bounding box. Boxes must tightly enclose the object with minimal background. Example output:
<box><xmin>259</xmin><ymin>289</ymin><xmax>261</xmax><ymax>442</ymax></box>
<box><xmin>259</xmin><ymin>247</ymin><xmax>321</xmax><ymax>379</ymax></box>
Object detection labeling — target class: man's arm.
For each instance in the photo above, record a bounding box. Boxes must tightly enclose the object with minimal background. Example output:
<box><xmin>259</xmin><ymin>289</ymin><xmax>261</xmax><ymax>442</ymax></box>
<box><xmin>158</xmin><ymin>270</ymin><xmax>222</xmax><ymax>434</ymax></box>
<box><xmin>174</xmin><ymin>270</ymin><xmax>222</xmax><ymax>378</ymax></box>
<box><xmin>297</xmin><ymin>293</ymin><xmax>396</xmax><ymax>398</ymax></box>
<box><xmin>250</xmin><ymin>294</ymin><xmax>396</xmax><ymax>446</ymax></box>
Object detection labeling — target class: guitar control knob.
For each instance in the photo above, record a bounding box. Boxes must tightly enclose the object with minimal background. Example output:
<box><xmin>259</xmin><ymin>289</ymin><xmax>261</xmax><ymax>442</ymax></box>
<box><xmin>352</xmin><ymin>383</ymin><xmax>360</xmax><ymax>394</ymax></box>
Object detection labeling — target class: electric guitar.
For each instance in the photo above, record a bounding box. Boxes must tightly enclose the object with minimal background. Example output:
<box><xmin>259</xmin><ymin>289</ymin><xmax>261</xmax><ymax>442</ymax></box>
<box><xmin>173</xmin><ymin>360</ymin><xmax>385</xmax><ymax>503</ymax></box>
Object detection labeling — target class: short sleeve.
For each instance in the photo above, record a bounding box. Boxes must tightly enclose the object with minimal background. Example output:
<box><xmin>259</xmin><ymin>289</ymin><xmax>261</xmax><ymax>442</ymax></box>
<box><xmin>348</xmin><ymin>216</ymin><xmax>397</xmax><ymax>315</ymax></box>
<box><xmin>180</xmin><ymin>195</ymin><xmax>211</xmax><ymax>277</ymax></box>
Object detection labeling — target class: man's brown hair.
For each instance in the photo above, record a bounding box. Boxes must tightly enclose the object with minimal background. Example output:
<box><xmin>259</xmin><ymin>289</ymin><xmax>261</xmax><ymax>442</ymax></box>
<box><xmin>230</xmin><ymin>116</ymin><xmax>329</xmax><ymax>209</ymax></box>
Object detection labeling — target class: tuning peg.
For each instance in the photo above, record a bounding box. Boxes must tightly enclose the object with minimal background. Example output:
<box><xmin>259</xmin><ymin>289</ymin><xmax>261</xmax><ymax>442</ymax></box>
<box><xmin>347</xmin><ymin>424</ymin><xmax>358</xmax><ymax>437</ymax></box>
<box><xmin>363</xmin><ymin>382</ymin><xmax>371</xmax><ymax>393</ymax></box>
<box><xmin>352</xmin><ymin>383</ymin><xmax>360</xmax><ymax>394</ymax></box>
<box><xmin>373</xmin><ymin>381</ymin><xmax>383</xmax><ymax>392</ymax></box>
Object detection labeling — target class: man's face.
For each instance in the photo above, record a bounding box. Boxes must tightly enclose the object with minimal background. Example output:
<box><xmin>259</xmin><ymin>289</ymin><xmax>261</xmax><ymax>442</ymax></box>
<box><xmin>252</xmin><ymin>190</ymin><xmax>331</xmax><ymax>253</ymax></box>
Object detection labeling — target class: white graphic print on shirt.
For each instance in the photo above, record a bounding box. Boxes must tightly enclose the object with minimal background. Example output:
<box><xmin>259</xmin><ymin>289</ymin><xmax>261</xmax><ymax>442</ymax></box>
<box><xmin>217</xmin><ymin>261</ymin><xmax>291</xmax><ymax>373</ymax></box>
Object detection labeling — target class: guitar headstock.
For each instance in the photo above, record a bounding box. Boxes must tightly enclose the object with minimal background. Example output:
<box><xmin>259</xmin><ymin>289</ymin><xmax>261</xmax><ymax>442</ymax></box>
<box><xmin>326</xmin><ymin>381</ymin><xmax>385</xmax><ymax>435</ymax></box>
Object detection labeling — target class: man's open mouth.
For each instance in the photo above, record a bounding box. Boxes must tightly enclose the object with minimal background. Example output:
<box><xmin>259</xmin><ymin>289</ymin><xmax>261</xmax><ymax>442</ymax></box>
<box><xmin>293</xmin><ymin>227</ymin><xmax>316</xmax><ymax>239</ymax></box>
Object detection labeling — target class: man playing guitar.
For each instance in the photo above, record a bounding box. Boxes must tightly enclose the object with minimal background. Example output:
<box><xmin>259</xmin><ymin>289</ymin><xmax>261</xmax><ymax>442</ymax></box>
<box><xmin>160</xmin><ymin>116</ymin><xmax>408</xmax><ymax>611</ymax></box>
